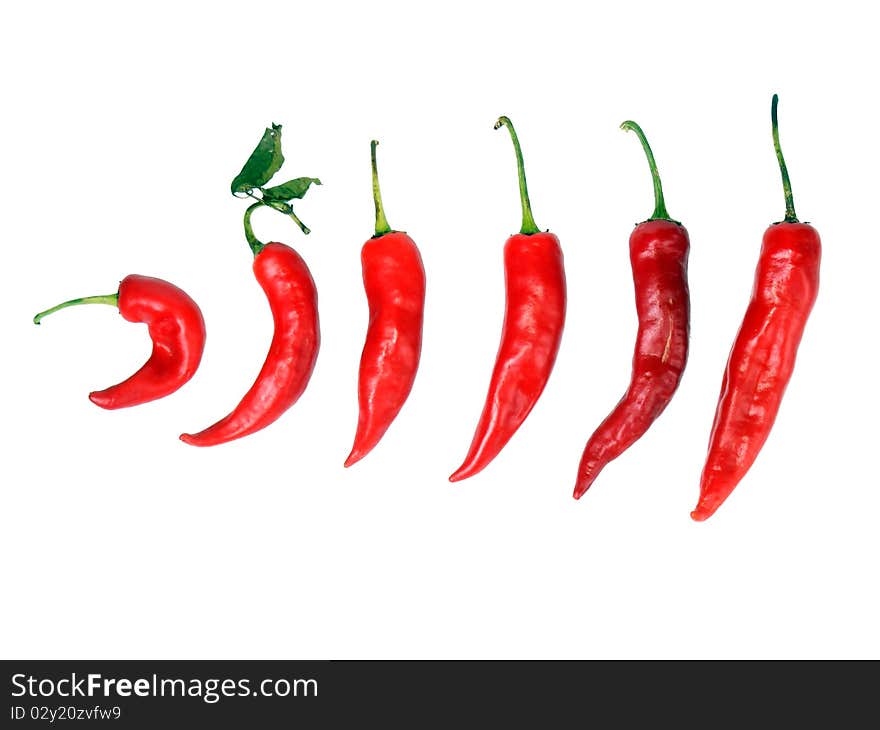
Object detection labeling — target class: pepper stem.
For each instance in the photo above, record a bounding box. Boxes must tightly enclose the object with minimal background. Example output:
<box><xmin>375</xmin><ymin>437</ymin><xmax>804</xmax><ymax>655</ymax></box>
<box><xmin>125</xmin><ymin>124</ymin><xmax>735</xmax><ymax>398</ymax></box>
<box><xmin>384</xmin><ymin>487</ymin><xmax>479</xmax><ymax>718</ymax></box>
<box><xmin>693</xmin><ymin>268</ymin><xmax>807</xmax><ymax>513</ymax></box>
<box><xmin>494</xmin><ymin>116</ymin><xmax>540</xmax><ymax>235</ymax></box>
<box><xmin>371</xmin><ymin>140</ymin><xmax>392</xmax><ymax>237</ymax></box>
<box><xmin>244</xmin><ymin>196</ymin><xmax>312</xmax><ymax>257</ymax></box>
<box><xmin>286</xmin><ymin>208</ymin><xmax>311</xmax><ymax>236</ymax></box>
<box><xmin>243</xmin><ymin>201</ymin><xmax>266</xmax><ymax>256</ymax></box>
<box><xmin>771</xmin><ymin>94</ymin><xmax>799</xmax><ymax>223</ymax></box>
<box><xmin>34</xmin><ymin>293</ymin><xmax>118</xmax><ymax>325</ymax></box>
<box><xmin>620</xmin><ymin>120</ymin><xmax>674</xmax><ymax>222</ymax></box>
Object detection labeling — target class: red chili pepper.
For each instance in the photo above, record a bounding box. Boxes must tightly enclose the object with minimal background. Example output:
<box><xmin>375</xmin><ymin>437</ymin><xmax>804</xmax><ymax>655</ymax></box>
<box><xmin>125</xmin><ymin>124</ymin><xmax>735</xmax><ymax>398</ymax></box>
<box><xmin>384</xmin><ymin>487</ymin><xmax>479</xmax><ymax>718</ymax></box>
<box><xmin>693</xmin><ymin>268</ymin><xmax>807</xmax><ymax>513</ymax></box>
<box><xmin>180</xmin><ymin>124</ymin><xmax>321</xmax><ymax>447</ymax></box>
<box><xmin>345</xmin><ymin>141</ymin><xmax>426</xmax><ymax>467</ymax></box>
<box><xmin>33</xmin><ymin>274</ymin><xmax>206</xmax><ymax>409</ymax></box>
<box><xmin>180</xmin><ymin>239</ymin><xmax>319</xmax><ymax>446</ymax></box>
<box><xmin>449</xmin><ymin>116</ymin><xmax>566</xmax><ymax>482</ymax></box>
<box><xmin>691</xmin><ymin>95</ymin><xmax>820</xmax><ymax>521</ymax></box>
<box><xmin>573</xmin><ymin>121</ymin><xmax>690</xmax><ymax>500</ymax></box>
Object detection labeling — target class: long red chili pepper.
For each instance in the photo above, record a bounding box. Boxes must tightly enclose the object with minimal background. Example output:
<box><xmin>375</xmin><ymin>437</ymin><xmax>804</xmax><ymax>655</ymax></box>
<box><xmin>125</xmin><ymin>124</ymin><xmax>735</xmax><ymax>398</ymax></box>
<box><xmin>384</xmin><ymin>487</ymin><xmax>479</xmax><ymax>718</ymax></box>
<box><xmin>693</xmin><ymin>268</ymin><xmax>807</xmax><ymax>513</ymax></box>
<box><xmin>691</xmin><ymin>95</ymin><xmax>820</xmax><ymax>521</ymax></box>
<box><xmin>180</xmin><ymin>124</ymin><xmax>321</xmax><ymax>447</ymax></box>
<box><xmin>573</xmin><ymin>122</ymin><xmax>690</xmax><ymax>500</ymax></box>
<box><xmin>449</xmin><ymin>116</ymin><xmax>566</xmax><ymax>482</ymax></box>
<box><xmin>345</xmin><ymin>140</ymin><xmax>426</xmax><ymax>467</ymax></box>
<box><xmin>34</xmin><ymin>274</ymin><xmax>206</xmax><ymax>409</ymax></box>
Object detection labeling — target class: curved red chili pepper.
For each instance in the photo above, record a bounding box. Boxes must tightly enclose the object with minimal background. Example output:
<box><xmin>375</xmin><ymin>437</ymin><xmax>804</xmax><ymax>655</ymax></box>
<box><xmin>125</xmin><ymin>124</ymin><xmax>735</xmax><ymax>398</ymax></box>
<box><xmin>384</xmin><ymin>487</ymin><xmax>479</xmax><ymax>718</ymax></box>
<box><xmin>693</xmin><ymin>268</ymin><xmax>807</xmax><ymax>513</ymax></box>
<box><xmin>574</xmin><ymin>121</ymin><xmax>690</xmax><ymax>499</ymax></box>
<box><xmin>180</xmin><ymin>239</ymin><xmax>319</xmax><ymax>447</ymax></box>
<box><xmin>33</xmin><ymin>274</ymin><xmax>206</xmax><ymax>409</ymax></box>
<box><xmin>345</xmin><ymin>141</ymin><xmax>426</xmax><ymax>467</ymax></box>
<box><xmin>692</xmin><ymin>95</ymin><xmax>820</xmax><ymax>521</ymax></box>
<box><xmin>450</xmin><ymin>116</ymin><xmax>566</xmax><ymax>482</ymax></box>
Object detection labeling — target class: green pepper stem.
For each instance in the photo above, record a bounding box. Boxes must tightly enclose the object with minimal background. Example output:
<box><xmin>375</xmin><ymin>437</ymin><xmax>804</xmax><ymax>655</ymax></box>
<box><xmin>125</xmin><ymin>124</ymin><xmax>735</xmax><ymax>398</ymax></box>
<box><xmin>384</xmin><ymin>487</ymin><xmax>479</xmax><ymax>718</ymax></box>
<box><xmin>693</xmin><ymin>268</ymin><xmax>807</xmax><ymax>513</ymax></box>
<box><xmin>620</xmin><ymin>120</ymin><xmax>674</xmax><ymax>222</ymax></box>
<box><xmin>34</xmin><ymin>293</ymin><xmax>118</xmax><ymax>325</ymax></box>
<box><xmin>371</xmin><ymin>140</ymin><xmax>392</xmax><ymax>236</ymax></box>
<box><xmin>244</xmin><ymin>195</ymin><xmax>312</xmax><ymax>257</ymax></box>
<box><xmin>243</xmin><ymin>201</ymin><xmax>265</xmax><ymax>256</ymax></box>
<box><xmin>771</xmin><ymin>94</ymin><xmax>799</xmax><ymax>223</ymax></box>
<box><xmin>494</xmin><ymin>116</ymin><xmax>540</xmax><ymax>235</ymax></box>
<box><xmin>286</xmin><ymin>208</ymin><xmax>311</xmax><ymax>236</ymax></box>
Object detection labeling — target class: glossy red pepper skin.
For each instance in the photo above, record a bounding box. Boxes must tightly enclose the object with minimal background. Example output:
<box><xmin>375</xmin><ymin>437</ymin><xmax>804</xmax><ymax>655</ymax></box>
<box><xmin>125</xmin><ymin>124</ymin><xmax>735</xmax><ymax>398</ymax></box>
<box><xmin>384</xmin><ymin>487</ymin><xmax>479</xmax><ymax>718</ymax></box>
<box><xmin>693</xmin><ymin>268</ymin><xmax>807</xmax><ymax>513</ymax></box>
<box><xmin>180</xmin><ymin>242</ymin><xmax>319</xmax><ymax>446</ymax></box>
<box><xmin>35</xmin><ymin>274</ymin><xmax>206</xmax><ymax>409</ymax></box>
<box><xmin>574</xmin><ymin>220</ymin><xmax>690</xmax><ymax>498</ymax></box>
<box><xmin>88</xmin><ymin>275</ymin><xmax>207</xmax><ymax>409</ymax></box>
<box><xmin>345</xmin><ymin>231</ymin><xmax>426</xmax><ymax>467</ymax></box>
<box><xmin>691</xmin><ymin>222</ymin><xmax>820</xmax><ymax>520</ymax></box>
<box><xmin>450</xmin><ymin>231</ymin><xmax>566</xmax><ymax>481</ymax></box>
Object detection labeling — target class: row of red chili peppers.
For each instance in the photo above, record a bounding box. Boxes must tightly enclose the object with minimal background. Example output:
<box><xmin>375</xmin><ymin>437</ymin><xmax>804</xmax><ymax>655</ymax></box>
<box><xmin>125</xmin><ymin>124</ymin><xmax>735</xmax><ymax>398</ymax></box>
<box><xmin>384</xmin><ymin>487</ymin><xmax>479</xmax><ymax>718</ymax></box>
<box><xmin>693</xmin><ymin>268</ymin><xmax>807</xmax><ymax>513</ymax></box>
<box><xmin>34</xmin><ymin>95</ymin><xmax>820</xmax><ymax>522</ymax></box>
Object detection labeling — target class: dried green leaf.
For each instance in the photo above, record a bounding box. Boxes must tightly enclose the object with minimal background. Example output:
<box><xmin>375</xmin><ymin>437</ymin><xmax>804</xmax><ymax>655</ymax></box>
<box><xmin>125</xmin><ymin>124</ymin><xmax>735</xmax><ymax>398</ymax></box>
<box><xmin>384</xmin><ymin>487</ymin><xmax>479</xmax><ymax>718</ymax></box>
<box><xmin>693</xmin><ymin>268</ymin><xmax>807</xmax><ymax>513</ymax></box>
<box><xmin>230</xmin><ymin>124</ymin><xmax>284</xmax><ymax>194</ymax></box>
<box><xmin>262</xmin><ymin>177</ymin><xmax>322</xmax><ymax>202</ymax></box>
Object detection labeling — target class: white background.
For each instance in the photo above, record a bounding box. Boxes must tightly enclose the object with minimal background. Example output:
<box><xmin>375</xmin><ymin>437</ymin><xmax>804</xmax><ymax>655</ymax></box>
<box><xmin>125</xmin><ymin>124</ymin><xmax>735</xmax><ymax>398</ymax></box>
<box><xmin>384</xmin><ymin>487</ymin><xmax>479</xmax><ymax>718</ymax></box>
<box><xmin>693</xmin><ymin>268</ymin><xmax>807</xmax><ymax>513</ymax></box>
<box><xmin>2</xmin><ymin>1</ymin><xmax>878</xmax><ymax>659</ymax></box>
